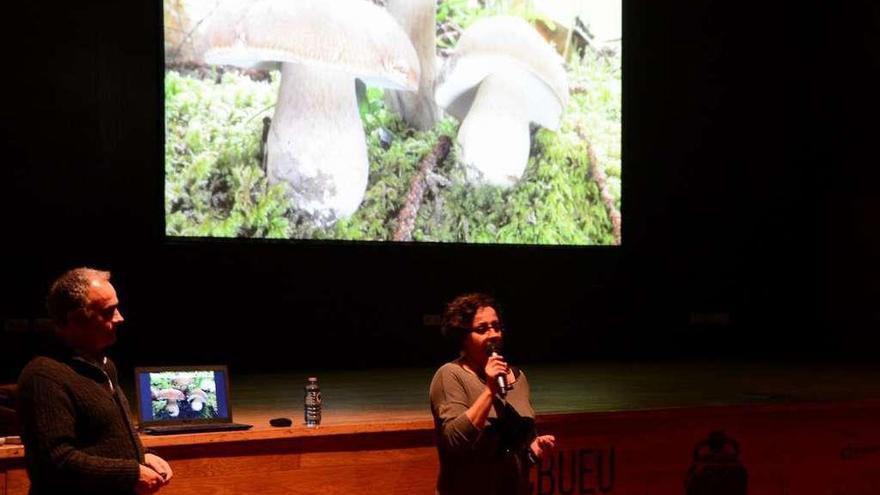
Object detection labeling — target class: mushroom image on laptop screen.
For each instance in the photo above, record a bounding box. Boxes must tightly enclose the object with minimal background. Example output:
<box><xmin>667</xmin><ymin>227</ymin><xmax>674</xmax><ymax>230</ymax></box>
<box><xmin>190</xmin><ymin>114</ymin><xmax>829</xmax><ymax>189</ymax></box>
<box><xmin>149</xmin><ymin>371</ymin><xmax>219</xmax><ymax>420</ymax></box>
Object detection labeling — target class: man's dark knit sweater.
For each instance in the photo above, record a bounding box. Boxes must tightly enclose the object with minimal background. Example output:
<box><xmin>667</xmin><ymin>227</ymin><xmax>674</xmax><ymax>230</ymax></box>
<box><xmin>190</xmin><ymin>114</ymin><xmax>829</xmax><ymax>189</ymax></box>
<box><xmin>17</xmin><ymin>345</ymin><xmax>145</xmax><ymax>495</ymax></box>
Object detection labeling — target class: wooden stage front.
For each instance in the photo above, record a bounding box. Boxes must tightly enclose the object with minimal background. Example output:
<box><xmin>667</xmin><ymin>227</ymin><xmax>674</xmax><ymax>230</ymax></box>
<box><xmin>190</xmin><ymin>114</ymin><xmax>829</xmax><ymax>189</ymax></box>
<box><xmin>3</xmin><ymin>361</ymin><xmax>880</xmax><ymax>494</ymax></box>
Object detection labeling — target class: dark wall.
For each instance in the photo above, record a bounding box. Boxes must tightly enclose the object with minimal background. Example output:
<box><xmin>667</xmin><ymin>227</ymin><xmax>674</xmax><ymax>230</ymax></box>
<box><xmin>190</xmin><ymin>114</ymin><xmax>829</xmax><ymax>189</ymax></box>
<box><xmin>2</xmin><ymin>1</ymin><xmax>877</xmax><ymax>380</ymax></box>
<box><xmin>813</xmin><ymin>1</ymin><xmax>880</xmax><ymax>351</ymax></box>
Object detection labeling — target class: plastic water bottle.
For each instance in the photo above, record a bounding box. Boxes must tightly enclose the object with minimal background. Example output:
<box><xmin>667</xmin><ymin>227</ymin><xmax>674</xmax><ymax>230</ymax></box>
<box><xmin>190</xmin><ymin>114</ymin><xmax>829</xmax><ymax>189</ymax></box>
<box><xmin>304</xmin><ymin>377</ymin><xmax>322</xmax><ymax>427</ymax></box>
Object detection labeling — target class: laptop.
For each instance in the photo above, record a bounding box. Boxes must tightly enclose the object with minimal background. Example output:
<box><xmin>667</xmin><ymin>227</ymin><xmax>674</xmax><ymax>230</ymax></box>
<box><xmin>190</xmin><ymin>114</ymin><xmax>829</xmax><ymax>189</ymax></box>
<box><xmin>134</xmin><ymin>365</ymin><xmax>252</xmax><ymax>435</ymax></box>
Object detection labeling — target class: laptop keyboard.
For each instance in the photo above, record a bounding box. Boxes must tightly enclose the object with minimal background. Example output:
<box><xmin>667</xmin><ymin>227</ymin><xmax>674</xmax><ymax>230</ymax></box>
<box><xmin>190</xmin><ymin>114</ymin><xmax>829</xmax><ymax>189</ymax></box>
<box><xmin>141</xmin><ymin>423</ymin><xmax>252</xmax><ymax>435</ymax></box>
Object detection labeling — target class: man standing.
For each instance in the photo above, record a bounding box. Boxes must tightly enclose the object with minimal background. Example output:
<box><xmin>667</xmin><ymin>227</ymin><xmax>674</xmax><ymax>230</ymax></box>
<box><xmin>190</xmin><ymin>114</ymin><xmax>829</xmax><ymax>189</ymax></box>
<box><xmin>17</xmin><ymin>267</ymin><xmax>173</xmax><ymax>495</ymax></box>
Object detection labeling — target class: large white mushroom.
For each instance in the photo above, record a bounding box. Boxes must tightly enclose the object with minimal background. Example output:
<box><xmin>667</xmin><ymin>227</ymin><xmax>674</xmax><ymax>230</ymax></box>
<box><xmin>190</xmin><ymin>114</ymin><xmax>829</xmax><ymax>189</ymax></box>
<box><xmin>435</xmin><ymin>16</ymin><xmax>569</xmax><ymax>187</ymax></box>
<box><xmin>154</xmin><ymin>388</ymin><xmax>185</xmax><ymax>417</ymax></box>
<box><xmin>384</xmin><ymin>0</ymin><xmax>440</xmax><ymax>130</ymax></box>
<box><xmin>187</xmin><ymin>389</ymin><xmax>208</xmax><ymax>412</ymax></box>
<box><xmin>203</xmin><ymin>0</ymin><xmax>420</xmax><ymax>223</ymax></box>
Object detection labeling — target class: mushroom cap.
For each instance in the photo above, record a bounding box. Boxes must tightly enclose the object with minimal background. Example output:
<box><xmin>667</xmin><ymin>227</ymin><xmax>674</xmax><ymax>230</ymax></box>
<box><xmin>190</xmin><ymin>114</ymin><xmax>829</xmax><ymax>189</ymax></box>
<box><xmin>154</xmin><ymin>388</ymin><xmax>186</xmax><ymax>401</ymax></box>
<box><xmin>187</xmin><ymin>389</ymin><xmax>208</xmax><ymax>401</ymax></box>
<box><xmin>203</xmin><ymin>0</ymin><xmax>420</xmax><ymax>91</ymax></box>
<box><xmin>435</xmin><ymin>16</ymin><xmax>569</xmax><ymax>130</ymax></box>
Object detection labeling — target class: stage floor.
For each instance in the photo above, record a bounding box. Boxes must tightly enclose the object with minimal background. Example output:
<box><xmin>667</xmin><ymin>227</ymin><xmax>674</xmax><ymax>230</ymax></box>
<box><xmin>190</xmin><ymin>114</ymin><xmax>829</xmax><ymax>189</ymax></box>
<box><xmin>170</xmin><ymin>360</ymin><xmax>880</xmax><ymax>429</ymax></box>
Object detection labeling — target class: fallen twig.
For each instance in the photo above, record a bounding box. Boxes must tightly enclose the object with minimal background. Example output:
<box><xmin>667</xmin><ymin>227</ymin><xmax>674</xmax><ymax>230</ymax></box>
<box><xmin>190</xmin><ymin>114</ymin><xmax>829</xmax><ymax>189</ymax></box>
<box><xmin>574</xmin><ymin>122</ymin><xmax>622</xmax><ymax>244</ymax></box>
<box><xmin>393</xmin><ymin>136</ymin><xmax>453</xmax><ymax>241</ymax></box>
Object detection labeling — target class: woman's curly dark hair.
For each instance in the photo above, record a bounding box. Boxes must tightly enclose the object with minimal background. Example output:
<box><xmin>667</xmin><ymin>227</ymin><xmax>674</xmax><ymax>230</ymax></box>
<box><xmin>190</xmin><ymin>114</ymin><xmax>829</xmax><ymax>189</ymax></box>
<box><xmin>441</xmin><ymin>293</ymin><xmax>500</xmax><ymax>347</ymax></box>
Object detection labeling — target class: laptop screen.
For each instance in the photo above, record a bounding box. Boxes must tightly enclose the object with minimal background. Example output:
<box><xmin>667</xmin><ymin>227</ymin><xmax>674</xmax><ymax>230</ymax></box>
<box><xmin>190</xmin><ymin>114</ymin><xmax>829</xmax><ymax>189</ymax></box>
<box><xmin>134</xmin><ymin>366</ymin><xmax>231</xmax><ymax>425</ymax></box>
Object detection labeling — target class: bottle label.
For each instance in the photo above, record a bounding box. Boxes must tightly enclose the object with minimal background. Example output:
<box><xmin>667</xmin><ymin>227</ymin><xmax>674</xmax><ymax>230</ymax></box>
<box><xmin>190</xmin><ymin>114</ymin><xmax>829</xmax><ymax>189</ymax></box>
<box><xmin>305</xmin><ymin>391</ymin><xmax>322</xmax><ymax>406</ymax></box>
<box><xmin>305</xmin><ymin>387</ymin><xmax>322</xmax><ymax>426</ymax></box>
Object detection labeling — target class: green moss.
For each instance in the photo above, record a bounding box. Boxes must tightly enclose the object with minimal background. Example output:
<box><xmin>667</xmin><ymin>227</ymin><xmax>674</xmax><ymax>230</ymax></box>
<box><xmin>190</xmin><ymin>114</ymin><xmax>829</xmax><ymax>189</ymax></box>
<box><xmin>165</xmin><ymin>69</ymin><xmax>289</xmax><ymax>238</ymax></box>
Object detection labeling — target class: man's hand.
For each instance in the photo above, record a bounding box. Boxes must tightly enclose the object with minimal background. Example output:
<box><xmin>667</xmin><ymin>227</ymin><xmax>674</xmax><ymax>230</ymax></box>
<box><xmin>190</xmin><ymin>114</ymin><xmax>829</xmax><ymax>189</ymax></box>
<box><xmin>530</xmin><ymin>435</ymin><xmax>557</xmax><ymax>460</ymax></box>
<box><xmin>135</xmin><ymin>464</ymin><xmax>165</xmax><ymax>494</ymax></box>
<box><xmin>144</xmin><ymin>453</ymin><xmax>173</xmax><ymax>483</ymax></box>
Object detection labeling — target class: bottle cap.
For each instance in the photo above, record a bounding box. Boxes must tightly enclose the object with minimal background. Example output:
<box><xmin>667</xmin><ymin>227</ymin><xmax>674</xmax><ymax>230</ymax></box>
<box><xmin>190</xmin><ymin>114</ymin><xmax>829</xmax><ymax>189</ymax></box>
<box><xmin>307</xmin><ymin>377</ymin><xmax>317</xmax><ymax>382</ymax></box>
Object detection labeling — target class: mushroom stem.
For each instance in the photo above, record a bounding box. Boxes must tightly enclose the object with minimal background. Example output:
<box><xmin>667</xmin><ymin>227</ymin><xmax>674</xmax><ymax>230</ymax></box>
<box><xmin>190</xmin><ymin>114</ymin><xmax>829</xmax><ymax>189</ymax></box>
<box><xmin>267</xmin><ymin>63</ymin><xmax>368</xmax><ymax>222</ymax></box>
<box><xmin>456</xmin><ymin>72</ymin><xmax>531</xmax><ymax>187</ymax></box>
<box><xmin>385</xmin><ymin>0</ymin><xmax>439</xmax><ymax>130</ymax></box>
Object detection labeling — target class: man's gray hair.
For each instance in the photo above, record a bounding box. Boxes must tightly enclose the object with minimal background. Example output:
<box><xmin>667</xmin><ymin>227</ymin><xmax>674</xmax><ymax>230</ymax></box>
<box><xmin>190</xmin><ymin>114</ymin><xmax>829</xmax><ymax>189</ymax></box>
<box><xmin>47</xmin><ymin>267</ymin><xmax>111</xmax><ymax>325</ymax></box>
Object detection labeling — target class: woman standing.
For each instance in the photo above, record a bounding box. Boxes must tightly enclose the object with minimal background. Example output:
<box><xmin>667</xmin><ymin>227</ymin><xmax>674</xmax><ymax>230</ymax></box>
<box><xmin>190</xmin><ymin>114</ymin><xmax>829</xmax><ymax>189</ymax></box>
<box><xmin>429</xmin><ymin>293</ymin><xmax>556</xmax><ymax>495</ymax></box>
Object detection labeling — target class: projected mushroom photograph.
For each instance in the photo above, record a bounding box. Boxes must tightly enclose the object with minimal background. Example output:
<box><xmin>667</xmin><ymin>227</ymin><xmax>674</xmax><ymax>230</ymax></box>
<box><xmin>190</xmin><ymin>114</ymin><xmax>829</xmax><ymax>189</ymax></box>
<box><xmin>149</xmin><ymin>371</ymin><xmax>219</xmax><ymax>420</ymax></box>
<box><xmin>164</xmin><ymin>0</ymin><xmax>621</xmax><ymax>245</ymax></box>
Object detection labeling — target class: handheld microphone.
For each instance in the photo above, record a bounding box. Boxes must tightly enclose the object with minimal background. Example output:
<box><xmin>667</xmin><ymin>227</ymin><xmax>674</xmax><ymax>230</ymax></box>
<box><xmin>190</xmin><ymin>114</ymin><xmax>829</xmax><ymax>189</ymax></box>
<box><xmin>485</xmin><ymin>342</ymin><xmax>508</xmax><ymax>397</ymax></box>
